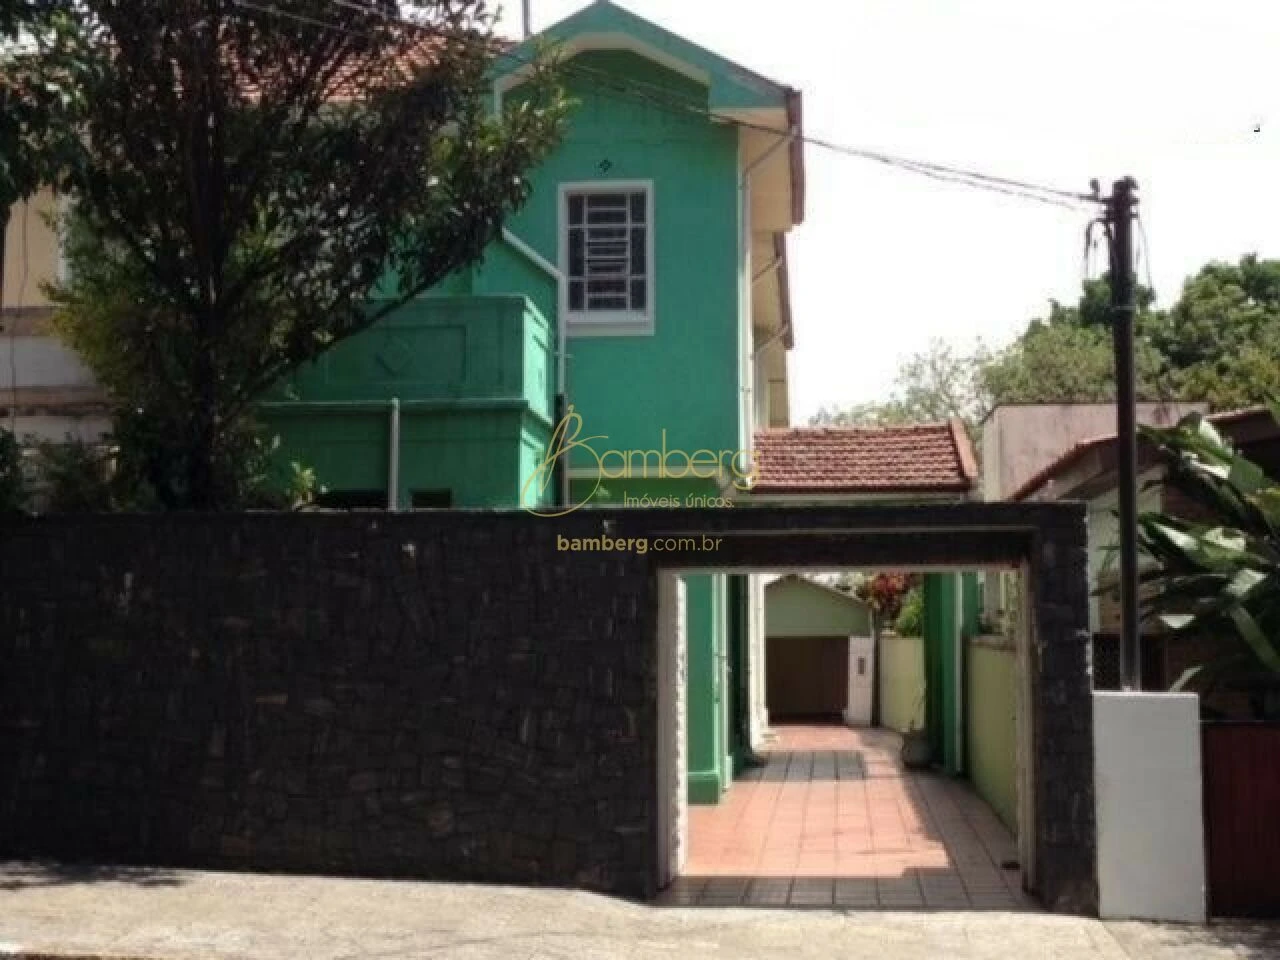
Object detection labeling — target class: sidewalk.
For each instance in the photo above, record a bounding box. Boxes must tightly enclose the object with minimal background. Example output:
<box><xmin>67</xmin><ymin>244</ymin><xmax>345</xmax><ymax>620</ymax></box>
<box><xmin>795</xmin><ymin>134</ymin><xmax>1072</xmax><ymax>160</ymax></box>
<box><xmin>1</xmin><ymin>862</ymin><xmax>1273</xmax><ymax>960</ymax></box>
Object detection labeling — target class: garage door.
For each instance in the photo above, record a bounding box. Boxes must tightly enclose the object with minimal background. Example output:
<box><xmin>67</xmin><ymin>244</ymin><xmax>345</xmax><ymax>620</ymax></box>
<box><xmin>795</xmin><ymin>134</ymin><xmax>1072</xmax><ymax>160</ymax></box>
<box><xmin>766</xmin><ymin>635</ymin><xmax>848</xmax><ymax>719</ymax></box>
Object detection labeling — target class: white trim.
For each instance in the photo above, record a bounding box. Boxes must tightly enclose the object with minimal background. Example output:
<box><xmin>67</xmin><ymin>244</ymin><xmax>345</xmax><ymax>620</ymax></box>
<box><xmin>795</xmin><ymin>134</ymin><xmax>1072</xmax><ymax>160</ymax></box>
<box><xmin>501</xmin><ymin>227</ymin><xmax>562</xmax><ymax>280</ymax></box>
<box><xmin>558</xmin><ymin>180</ymin><xmax>656</xmax><ymax>338</ymax></box>
<box><xmin>495</xmin><ymin>32</ymin><xmax>711</xmax><ymax>112</ymax></box>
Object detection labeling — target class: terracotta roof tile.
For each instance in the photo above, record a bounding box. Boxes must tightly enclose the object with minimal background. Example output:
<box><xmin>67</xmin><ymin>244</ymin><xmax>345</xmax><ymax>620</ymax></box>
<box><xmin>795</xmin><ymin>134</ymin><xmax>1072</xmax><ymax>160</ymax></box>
<box><xmin>751</xmin><ymin>420</ymin><xmax>977</xmax><ymax>495</ymax></box>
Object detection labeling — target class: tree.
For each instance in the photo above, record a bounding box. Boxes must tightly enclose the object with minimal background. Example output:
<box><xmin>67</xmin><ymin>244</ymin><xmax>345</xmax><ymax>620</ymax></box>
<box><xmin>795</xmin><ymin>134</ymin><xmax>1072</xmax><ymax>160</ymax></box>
<box><xmin>1145</xmin><ymin>256</ymin><xmax>1280</xmax><ymax>410</ymax></box>
<box><xmin>980</xmin><ymin>319</ymin><xmax>1171</xmax><ymax>407</ymax></box>
<box><xmin>811</xmin><ymin>338</ymin><xmax>994</xmax><ymax>428</ymax></box>
<box><xmin>0</xmin><ymin>0</ymin><xmax>90</xmax><ymax>309</ymax></box>
<box><xmin>46</xmin><ymin>0</ymin><xmax>564</xmax><ymax>508</ymax></box>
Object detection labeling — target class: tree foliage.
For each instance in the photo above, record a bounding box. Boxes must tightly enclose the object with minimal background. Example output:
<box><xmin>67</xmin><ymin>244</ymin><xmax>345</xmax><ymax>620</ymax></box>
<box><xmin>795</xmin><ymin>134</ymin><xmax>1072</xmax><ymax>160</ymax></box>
<box><xmin>812</xmin><ymin>338</ymin><xmax>994</xmax><ymax>428</ymax></box>
<box><xmin>815</xmin><ymin>257</ymin><xmax>1280</xmax><ymax>435</ymax></box>
<box><xmin>0</xmin><ymin>0</ymin><xmax>89</xmax><ymax>210</ymax></box>
<box><xmin>44</xmin><ymin>0</ymin><xmax>565</xmax><ymax>508</ymax></box>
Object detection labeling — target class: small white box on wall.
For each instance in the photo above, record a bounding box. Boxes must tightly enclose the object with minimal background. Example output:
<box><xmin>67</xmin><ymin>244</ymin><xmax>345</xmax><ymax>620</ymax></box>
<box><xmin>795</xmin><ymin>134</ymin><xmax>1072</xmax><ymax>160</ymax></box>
<box><xmin>845</xmin><ymin>635</ymin><xmax>875</xmax><ymax>727</ymax></box>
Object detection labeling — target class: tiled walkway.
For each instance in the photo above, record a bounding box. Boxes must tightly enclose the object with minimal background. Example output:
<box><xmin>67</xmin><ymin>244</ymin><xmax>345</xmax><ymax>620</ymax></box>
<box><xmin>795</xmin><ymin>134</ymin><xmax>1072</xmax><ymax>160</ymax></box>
<box><xmin>664</xmin><ymin>725</ymin><xmax>1033</xmax><ymax>909</ymax></box>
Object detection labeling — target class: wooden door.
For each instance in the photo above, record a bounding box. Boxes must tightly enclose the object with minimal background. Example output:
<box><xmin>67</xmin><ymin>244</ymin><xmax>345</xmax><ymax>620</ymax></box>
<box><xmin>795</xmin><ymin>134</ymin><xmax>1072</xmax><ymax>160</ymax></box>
<box><xmin>1203</xmin><ymin>723</ymin><xmax>1280</xmax><ymax>917</ymax></box>
<box><xmin>766</xmin><ymin>636</ymin><xmax>848</xmax><ymax>719</ymax></box>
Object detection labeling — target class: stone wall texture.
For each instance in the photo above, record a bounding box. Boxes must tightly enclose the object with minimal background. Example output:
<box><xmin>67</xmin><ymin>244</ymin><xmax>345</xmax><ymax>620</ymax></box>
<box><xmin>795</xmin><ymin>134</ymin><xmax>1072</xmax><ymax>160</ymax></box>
<box><xmin>0</xmin><ymin>503</ymin><xmax>1095</xmax><ymax>911</ymax></box>
<box><xmin>0</xmin><ymin>513</ymin><xmax>658</xmax><ymax>896</ymax></box>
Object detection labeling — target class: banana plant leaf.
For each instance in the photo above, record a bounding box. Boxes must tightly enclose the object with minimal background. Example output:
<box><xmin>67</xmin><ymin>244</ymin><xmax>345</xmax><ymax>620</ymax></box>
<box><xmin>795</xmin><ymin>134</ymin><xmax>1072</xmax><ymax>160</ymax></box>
<box><xmin>1137</xmin><ymin>409</ymin><xmax>1280</xmax><ymax>695</ymax></box>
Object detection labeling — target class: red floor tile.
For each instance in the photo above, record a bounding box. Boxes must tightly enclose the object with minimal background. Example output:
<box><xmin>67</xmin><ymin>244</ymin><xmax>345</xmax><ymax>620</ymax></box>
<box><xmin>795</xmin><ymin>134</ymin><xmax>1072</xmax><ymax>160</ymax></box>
<box><xmin>672</xmin><ymin>724</ymin><xmax>1033</xmax><ymax>910</ymax></box>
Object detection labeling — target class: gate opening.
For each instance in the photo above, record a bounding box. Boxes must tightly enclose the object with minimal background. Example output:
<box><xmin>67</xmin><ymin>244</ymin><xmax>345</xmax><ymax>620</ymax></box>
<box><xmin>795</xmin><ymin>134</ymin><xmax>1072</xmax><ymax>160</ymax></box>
<box><xmin>655</xmin><ymin>565</ymin><xmax>1034</xmax><ymax>909</ymax></box>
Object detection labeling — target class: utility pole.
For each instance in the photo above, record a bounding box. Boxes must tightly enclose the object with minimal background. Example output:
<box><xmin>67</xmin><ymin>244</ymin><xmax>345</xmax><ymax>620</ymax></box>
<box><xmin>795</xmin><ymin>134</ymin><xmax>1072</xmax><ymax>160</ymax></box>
<box><xmin>522</xmin><ymin>0</ymin><xmax>532</xmax><ymax>39</ymax></box>
<box><xmin>1106</xmin><ymin>177</ymin><xmax>1141</xmax><ymax>690</ymax></box>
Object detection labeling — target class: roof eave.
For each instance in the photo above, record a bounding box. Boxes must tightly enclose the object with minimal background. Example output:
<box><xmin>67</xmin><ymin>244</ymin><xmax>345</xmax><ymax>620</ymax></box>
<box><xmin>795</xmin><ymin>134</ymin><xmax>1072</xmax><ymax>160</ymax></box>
<box><xmin>785</xmin><ymin>87</ymin><xmax>805</xmax><ymax>226</ymax></box>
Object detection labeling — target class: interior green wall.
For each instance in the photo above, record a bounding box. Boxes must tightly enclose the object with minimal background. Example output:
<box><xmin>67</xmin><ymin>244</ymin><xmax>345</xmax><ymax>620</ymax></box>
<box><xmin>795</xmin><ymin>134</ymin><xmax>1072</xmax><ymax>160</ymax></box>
<box><xmin>923</xmin><ymin>573</ymin><xmax>959</xmax><ymax>774</ymax></box>
<box><xmin>879</xmin><ymin>632</ymin><xmax>925</xmax><ymax>734</ymax></box>
<box><xmin>765</xmin><ymin>577</ymin><xmax>871</xmax><ymax>638</ymax></box>
<box><xmin>923</xmin><ymin>572</ymin><xmax>980</xmax><ymax>776</ymax></box>
<box><xmin>966</xmin><ymin>639</ymin><xmax>1018</xmax><ymax>831</ymax></box>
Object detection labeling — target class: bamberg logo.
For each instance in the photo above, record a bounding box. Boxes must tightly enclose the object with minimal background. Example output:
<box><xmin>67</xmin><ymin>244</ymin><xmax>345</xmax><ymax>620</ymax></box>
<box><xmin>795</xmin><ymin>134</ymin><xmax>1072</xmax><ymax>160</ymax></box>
<box><xmin>521</xmin><ymin>406</ymin><xmax>756</xmax><ymax>517</ymax></box>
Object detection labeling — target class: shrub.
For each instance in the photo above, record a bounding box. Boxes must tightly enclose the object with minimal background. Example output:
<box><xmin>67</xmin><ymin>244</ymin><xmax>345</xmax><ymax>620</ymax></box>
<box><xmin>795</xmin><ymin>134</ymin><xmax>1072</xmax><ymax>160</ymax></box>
<box><xmin>895</xmin><ymin>587</ymin><xmax>924</xmax><ymax>636</ymax></box>
<box><xmin>0</xmin><ymin>427</ymin><xmax>25</xmax><ymax>513</ymax></box>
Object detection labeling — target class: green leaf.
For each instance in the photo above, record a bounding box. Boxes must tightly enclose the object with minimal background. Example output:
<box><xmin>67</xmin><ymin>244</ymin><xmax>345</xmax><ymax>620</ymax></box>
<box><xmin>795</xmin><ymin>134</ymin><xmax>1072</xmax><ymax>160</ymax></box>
<box><xmin>1227</xmin><ymin>604</ymin><xmax>1280</xmax><ymax>675</ymax></box>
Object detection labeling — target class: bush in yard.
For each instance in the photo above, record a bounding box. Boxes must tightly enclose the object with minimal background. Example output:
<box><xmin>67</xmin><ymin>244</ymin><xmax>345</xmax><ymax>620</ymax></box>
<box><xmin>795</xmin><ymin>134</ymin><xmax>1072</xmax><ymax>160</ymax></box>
<box><xmin>34</xmin><ymin>436</ymin><xmax>115</xmax><ymax>513</ymax></box>
<box><xmin>0</xmin><ymin>427</ymin><xmax>26</xmax><ymax>513</ymax></box>
<box><xmin>44</xmin><ymin>0</ymin><xmax>565</xmax><ymax>509</ymax></box>
<box><xmin>894</xmin><ymin>586</ymin><xmax>924</xmax><ymax>637</ymax></box>
<box><xmin>1137</xmin><ymin>408</ymin><xmax>1280</xmax><ymax>719</ymax></box>
<box><xmin>854</xmin><ymin>572</ymin><xmax>919</xmax><ymax>626</ymax></box>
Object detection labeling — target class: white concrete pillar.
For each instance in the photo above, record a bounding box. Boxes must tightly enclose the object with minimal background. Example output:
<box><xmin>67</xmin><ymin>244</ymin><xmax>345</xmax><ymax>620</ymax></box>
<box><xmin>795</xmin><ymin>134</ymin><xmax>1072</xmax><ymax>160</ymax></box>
<box><xmin>1093</xmin><ymin>691</ymin><xmax>1206</xmax><ymax>923</ymax></box>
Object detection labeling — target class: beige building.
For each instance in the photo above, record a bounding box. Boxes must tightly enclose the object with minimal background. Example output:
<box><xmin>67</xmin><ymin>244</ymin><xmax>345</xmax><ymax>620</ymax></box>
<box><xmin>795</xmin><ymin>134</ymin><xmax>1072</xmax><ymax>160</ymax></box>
<box><xmin>1</xmin><ymin>191</ymin><xmax>108</xmax><ymax>442</ymax></box>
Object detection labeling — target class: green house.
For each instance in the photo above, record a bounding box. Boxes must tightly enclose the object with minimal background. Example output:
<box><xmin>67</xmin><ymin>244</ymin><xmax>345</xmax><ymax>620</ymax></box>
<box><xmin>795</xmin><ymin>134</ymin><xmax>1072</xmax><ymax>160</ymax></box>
<box><xmin>264</xmin><ymin>1</ymin><xmax>806</xmax><ymax>804</ymax></box>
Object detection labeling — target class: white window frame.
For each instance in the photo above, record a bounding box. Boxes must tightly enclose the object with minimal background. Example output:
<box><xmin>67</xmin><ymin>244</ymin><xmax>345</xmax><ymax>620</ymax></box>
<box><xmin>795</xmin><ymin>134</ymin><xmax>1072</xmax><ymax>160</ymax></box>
<box><xmin>558</xmin><ymin>180</ymin><xmax>655</xmax><ymax>338</ymax></box>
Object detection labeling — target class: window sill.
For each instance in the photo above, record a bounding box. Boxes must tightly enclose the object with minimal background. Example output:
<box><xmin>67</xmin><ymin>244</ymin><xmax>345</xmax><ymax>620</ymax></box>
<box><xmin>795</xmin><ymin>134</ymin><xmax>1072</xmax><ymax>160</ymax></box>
<box><xmin>566</xmin><ymin>313</ymin><xmax>655</xmax><ymax>338</ymax></box>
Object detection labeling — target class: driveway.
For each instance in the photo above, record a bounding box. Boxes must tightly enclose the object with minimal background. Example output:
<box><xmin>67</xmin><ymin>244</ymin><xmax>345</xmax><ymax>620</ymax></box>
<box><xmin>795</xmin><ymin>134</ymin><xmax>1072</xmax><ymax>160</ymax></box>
<box><xmin>675</xmin><ymin>725</ymin><xmax>1027</xmax><ymax>908</ymax></box>
<box><xmin>1</xmin><ymin>862</ymin><xmax>1274</xmax><ymax>960</ymax></box>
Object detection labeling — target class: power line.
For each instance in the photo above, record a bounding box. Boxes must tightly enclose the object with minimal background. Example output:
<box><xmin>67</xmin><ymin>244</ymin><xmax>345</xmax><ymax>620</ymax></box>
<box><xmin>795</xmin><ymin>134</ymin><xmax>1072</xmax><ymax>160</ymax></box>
<box><xmin>236</xmin><ymin>0</ymin><xmax>1100</xmax><ymax>212</ymax></box>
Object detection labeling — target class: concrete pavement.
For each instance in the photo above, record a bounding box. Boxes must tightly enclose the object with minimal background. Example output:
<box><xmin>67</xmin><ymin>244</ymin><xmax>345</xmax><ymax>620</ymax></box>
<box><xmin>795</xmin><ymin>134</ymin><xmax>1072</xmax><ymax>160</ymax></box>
<box><xmin>2</xmin><ymin>862</ymin><xmax>1275</xmax><ymax>960</ymax></box>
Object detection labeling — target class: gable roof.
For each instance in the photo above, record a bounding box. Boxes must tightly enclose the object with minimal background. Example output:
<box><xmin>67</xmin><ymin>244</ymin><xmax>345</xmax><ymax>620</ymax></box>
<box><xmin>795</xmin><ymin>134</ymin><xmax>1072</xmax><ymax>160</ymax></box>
<box><xmin>498</xmin><ymin>0</ymin><xmax>804</xmax><ymax>225</ymax></box>
<box><xmin>509</xmin><ymin>0</ymin><xmax>791</xmax><ymax>110</ymax></box>
<box><xmin>751</xmin><ymin>420</ymin><xmax>979</xmax><ymax>496</ymax></box>
<box><xmin>766</xmin><ymin>573</ymin><xmax>868</xmax><ymax>607</ymax></box>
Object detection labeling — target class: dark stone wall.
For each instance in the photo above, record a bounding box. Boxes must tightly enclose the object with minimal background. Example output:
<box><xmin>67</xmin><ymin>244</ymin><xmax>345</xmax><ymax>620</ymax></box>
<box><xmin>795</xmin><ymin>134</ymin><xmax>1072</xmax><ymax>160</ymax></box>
<box><xmin>1027</xmin><ymin>513</ymin><xmax>1096</xmax><ymax>915</ymax></box>
<box><xmin>0</xmin><ymin>513</ymin><xmax>658</xmax><ymax>897</ymax></box>
<box><xmin>0</xmin><ymin>503</ymin><xmax>1095</xmax><ymax>911</ymax></box>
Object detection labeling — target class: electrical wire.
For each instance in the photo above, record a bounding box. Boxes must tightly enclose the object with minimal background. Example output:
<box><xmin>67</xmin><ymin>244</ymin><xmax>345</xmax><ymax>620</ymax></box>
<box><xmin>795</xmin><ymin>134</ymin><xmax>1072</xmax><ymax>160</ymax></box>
<box><xmin>8</xmin><ymin>200</ymin><xmax>29</xmax><ymax>432</ymax></box>
<box><xmin>233</xmin><ymin>0</ymin><xmax>1100</xmax><ymax>211</ymax></box>
<box><xmin>1137</xmin><ymin>215</ymin><xmax>1156</xmax><ymax>298</ymax></box>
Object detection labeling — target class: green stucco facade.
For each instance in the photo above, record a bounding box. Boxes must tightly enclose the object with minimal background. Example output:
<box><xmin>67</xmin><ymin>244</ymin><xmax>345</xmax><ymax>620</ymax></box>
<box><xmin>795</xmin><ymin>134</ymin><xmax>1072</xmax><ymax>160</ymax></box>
<box><xmin>263</xmin><ymin>296</ymin><xmax>554</xmax><ymax>509</ymax></box>
<box><xmin>923</xmin><ymin>572</ymin><xmax>981</xmax><ymax>776</ymax></box>
<box><xmin>261</xmin><ymin>1</ymin><xmax>779</xmax><ymax>807</ymax></box>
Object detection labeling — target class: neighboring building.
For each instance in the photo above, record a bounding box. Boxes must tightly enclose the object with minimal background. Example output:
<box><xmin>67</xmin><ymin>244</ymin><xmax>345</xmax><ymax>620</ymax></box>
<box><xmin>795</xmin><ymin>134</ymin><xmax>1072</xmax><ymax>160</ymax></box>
<box><xmin>746</xmin><ymin>421</ymin><xmax>981</xmax><ymax>776</ymax></box>
<box><xmin>979</xmin><ymin>402</ymin><xmax>1206</xmax><ymax>631</ymax></box>
<box><xmin>1009</xmin><ymin>405</ymin><xmax>1280</xmax><ymax>702</ymax></box>
<box><xmin>763</xmin><ymin>574</ymin><xmax>872</xmax><ymax>722</ymax></box>
<box><xmin>0</xmin><ymin>189</ymin><xmax>107</xmax><ymax>443</ymax></box>
<box><xmin>981</xmin><ymin>402</ymin><xmax>1206</xmax><ymax>503</ymax></box>
<box><xmin>749</xmin><ymin>420</ymin><xmax>980</xmax><ymax>502</ymax></box>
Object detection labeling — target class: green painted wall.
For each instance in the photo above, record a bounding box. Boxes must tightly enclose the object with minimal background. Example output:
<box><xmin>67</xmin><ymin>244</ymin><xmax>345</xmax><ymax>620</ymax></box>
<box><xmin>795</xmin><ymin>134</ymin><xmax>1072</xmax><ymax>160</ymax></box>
<box><xmin>269</xmin><ymin>37</ymin><xmax>752</xmax><ymax>806</ymax></box>
<box><xmin>923</xmin><ymin>572</ymin><xmax>980</xmax><ymax>776</ymax></box>
<box><xmin>507</xmin><ymin>1</ymin><xmax>788</xmax><ymax>114</ymax></box>
<box><xmin>923</xmin><ymin>573</ymin><xmax>959</xmax><ymax>774</ymax></box>
<box><xmin>476</xmin><ymin>50</ymin><xmax>744</xmax><ymax>468</ymax></box>
<box><xmin>879</xmin><ymin>632</ymin><xmax>925</xmax><ymax>734</ymax></box>
<box><xmin>966</xmin><ymin>639</ymin><xmax>1018</xmax><ymax>831</ymax></box>
<box><xmin>262</xmin><ymin>296</ymin><xmax>554</xmax><ymax>508</ymax></box>
<box><xmin>765</xmin><ymin>576</ymin><xmax>872</xmax><ymax>638</ymax></box>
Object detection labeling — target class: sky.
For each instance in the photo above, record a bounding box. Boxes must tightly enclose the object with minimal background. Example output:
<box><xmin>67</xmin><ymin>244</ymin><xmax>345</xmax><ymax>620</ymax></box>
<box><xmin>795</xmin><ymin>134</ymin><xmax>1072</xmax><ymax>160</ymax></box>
<box><xmin>496</xmin><ymin>0</ymin><xmax>1280</xmax><ymax>424</ymax></box>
